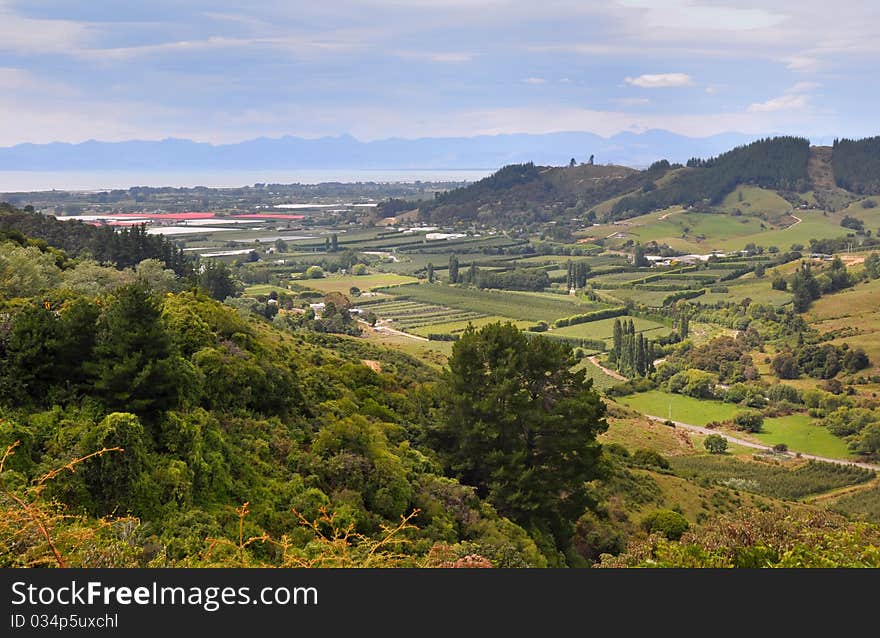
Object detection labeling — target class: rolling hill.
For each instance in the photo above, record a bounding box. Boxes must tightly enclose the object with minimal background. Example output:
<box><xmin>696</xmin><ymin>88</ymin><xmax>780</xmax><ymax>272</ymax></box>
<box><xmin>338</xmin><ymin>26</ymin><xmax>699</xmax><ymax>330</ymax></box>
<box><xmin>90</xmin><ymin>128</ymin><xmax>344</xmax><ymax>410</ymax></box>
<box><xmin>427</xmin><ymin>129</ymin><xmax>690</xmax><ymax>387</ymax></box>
<box><xmin>412</xmin><ymin>136</ymin><xmax>880</xmax><ymax>232</ymax></box>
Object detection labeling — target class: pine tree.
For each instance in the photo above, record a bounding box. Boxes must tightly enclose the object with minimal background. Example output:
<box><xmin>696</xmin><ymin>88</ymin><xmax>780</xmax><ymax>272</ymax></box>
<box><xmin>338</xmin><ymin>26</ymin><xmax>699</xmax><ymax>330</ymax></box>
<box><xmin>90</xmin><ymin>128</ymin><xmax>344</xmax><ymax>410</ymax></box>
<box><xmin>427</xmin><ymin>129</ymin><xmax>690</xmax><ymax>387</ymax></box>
<box><xmin>430</xmin><ymin>322</ymin><xmax>607</xmax><ymax>549</ymax></box>
<box><xmin>427</xmin><ymin>262</ymin><xmax>435</xmax><ymax>283</ymax></box>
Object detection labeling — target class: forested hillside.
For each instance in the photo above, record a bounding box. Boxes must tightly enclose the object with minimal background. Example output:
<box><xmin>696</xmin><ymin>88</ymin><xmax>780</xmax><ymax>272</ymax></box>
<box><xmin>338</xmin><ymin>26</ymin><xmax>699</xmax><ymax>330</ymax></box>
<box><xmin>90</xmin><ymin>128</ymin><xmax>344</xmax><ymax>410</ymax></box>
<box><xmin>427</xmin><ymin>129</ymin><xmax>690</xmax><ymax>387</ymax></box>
<box><xmin>832</xmin><ymin>136</ymin><xmax>880</xmax><ymax>194</ymax></box>
<box><xmin>414</xmin><ymin>137</ymin><xmax>814</xmax><ymax>227</ymax></box>
<box><xmin>610</xmin><ymin>137</ymin><xmax>811</xmax><ymax>218</ymax></box>
<box><xmin>419</xmin><ymin>161</ymin><xmax>645</xmax><ymax>226</ymax></box>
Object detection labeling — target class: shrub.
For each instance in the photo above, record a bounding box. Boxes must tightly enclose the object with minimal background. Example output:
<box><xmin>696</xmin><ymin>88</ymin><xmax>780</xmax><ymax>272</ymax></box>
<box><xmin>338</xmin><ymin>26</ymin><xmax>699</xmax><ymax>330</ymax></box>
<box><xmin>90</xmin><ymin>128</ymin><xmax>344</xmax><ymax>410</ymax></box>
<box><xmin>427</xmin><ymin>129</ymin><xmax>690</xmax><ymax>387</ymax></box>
<box><xmin>640</xmin><ymin>509</ymin><xmax>690</xmax><ymax>540</ymax></box>
<box><xmin>771</xmin><ymin>352</ymin><xmax>800</xmax><ymax>379</ymax></box>
<box><xmin>704</xmin><ymin>434</ymin><xmax>728</xmax><ymax>454</ymax></box>
<box><xmin>427</xmin><ymin>333</ymin><xmax>459</xmax><ymax>341</ymax></box>
<box><xmin>733</xmin><ymin>410</ymin><xmax>764</xmax><ymax>433</ymax></box>
<box><xmin>632</xmin><ymin>449</ymin><xmax>671</xmax><ymax>470</ymax></box>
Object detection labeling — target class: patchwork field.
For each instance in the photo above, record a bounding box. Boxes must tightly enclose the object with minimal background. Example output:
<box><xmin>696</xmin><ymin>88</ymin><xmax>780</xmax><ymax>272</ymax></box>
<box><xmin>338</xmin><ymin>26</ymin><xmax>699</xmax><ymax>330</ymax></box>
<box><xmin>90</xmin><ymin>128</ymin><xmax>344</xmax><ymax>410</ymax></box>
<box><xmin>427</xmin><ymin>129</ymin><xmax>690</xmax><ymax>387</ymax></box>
<box><xmin>381</xmin><ymin>283</ymin><xmax>606</xmax><ymax>322</ymax></box>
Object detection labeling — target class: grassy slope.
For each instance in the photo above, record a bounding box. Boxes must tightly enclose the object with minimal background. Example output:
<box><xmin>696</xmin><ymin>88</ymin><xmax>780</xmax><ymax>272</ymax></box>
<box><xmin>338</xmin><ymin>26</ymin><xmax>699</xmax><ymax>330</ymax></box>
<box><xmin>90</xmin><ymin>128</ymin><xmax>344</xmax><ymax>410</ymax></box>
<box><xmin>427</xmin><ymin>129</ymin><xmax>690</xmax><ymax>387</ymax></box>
<box><xmin>808</xmin><ymin>275</ymin><xmax>880</xmax><ymax>374</ymax></box>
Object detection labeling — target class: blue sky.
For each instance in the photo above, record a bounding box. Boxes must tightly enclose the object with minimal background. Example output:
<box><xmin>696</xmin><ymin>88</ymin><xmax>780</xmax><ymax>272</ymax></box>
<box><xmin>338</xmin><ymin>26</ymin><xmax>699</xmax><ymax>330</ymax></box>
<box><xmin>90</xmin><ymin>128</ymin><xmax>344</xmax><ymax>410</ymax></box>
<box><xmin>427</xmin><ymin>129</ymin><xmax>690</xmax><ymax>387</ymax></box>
<box><xmin>0</xmin><ymin>0</ymin><xmax>876</xmax><ymax>145</ymax></box>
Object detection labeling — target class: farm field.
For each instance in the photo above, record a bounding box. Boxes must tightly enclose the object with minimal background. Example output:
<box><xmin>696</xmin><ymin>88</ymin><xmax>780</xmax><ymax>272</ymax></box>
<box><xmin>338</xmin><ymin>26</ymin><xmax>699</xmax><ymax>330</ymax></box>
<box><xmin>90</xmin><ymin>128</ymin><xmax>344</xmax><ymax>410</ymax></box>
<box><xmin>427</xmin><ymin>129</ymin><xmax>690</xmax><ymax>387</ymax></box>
<box><xmin>244</xmin><ymin>284</ymin><xmax>293</xmax><ymax>296</ymax></box>
<box><xmin>750</xmin><ymin>414</ymin><xmax>855</xmax><ymax>460</ymax></box>
<box><xmin>550</xmin><ymin>316</ymin><xmax>670</xmax><ymax>342</ymax></box>
<box><xmin>409</xmin><ymin>316</ymin><xmax>533</xmax><ymax>337</ymax></box>
<box><xmin>619</xmin><ymin>391</ymin><xmax>742</xmax><ymax>425</ymax></box>
<box><xmin>300</xmin><ymin>273</ymin><xmax>418</xmax><ymax>294</ymax></box>
<box><xmin>382</xmin><ymin>283</ymin><xmax>607</xmax><ymax>322</ymax></box>
<box><xmin>697</xmin><ymin>277</ymin><xmax>792</xmax><ymax>306</ymax></box>
<box><xmin>669</xmin><ymin>455</ymin><xmax>874</xmax><ymax>500</ymax></box>
<box><xmin>828</xmin><ymin>481</ymin><xmax>880</xmax><ymax>523</ymax></box>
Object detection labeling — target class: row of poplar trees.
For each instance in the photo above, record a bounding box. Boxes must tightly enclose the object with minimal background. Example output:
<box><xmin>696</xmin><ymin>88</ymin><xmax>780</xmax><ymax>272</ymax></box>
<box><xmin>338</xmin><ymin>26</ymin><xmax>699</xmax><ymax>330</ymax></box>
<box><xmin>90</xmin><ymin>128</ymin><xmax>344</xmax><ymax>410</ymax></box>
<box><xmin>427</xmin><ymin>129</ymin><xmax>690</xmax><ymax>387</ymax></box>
<box><xmin>611</xmin><ymin>318</ymin><xmax>658</xmax><ymax>377</ymax></box>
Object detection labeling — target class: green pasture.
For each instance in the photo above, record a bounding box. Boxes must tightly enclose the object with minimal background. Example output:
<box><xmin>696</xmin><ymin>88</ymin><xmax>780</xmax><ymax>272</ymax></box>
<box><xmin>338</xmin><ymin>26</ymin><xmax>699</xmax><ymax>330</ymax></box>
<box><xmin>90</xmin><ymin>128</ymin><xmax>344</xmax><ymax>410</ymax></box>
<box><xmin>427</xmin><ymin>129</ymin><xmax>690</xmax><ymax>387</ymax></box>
<box><xmin>750</xmin><ymin>414</ymin><xmax>855</xmax><ymax>460</ymax></box>
<box><xmin>620</xmin><ymin>391</ymin><xmax>741</xmax><ymax>426</ymax></box>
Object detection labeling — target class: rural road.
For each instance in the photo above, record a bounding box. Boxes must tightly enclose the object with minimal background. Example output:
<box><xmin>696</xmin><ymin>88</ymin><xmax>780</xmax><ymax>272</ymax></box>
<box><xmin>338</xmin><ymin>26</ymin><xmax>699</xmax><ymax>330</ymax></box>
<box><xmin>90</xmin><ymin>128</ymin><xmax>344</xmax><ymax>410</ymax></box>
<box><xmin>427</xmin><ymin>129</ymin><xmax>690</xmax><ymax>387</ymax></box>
<box><xmin>588</xmin><ymin>356</ymin><xmax>627</xmax><ymax>381</ymax></box>
<box><xmin>643</xmin><ymin>414</ymin><xmax>880</xmax><ymax>471</ymax></box>
<box><xmin>787</xmin><ymin>213</ymin><xmax>803</xmax><ymax>228</ymax></box>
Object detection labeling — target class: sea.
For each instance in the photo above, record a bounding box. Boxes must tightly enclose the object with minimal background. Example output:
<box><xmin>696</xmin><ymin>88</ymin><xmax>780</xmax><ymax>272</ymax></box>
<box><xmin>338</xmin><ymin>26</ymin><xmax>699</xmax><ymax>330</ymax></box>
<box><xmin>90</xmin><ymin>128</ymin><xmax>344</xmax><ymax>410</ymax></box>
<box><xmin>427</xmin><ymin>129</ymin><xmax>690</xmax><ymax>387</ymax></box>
<box><xmin>0</xmin><ymin>169</ymin><xmax>493</xmax><ymax>192</ymax></box>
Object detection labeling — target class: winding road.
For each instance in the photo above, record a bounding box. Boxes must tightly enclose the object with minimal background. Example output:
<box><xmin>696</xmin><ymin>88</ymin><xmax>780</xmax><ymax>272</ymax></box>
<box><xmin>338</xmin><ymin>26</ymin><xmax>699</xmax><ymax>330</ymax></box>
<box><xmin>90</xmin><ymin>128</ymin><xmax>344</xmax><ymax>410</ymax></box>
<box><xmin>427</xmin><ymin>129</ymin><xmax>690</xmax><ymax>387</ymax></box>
<box><xmin>588</xmin><ymin>355</ymin><xmax>627</xmax><ymax>381</ymax></box>
<box><xmin>642</xmin><ymin>414</ymin><xmax>880</xmax><ymax>471</ymax></box>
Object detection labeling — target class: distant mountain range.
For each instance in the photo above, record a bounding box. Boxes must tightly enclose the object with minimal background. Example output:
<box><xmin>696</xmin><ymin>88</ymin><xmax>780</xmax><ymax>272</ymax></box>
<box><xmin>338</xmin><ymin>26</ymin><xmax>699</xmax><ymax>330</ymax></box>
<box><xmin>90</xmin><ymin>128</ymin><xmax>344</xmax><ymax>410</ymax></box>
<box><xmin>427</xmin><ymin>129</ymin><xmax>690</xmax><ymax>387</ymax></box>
<box><xmin>0</xmin><ymin>130</ymin><xmax>838</xmax><ymax>172</ymax></box>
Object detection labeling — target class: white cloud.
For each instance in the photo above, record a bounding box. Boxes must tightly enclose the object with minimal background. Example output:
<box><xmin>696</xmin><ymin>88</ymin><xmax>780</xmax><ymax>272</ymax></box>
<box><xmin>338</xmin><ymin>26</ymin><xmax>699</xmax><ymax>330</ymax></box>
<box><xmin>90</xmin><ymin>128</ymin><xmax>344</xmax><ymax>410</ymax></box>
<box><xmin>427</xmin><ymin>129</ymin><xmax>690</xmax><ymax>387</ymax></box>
<box><xmin>0</xmin><ymin>5</ymin><xmax>91</xmax><ymax>54</ymax></box>
<box><xmin>784</xmin><ymin>55</ymin><xmax>821</xmax><ymax>71</ymax></box>
<box><xmin>429</xmin><ymin>52</ymin><xmax>473</xmax><ymax>63</ymax></box>
<box><xmin>615</xmin><ymin>97</ymin><xmax>651</xmax><ymax>106</ymax></box>
<box><xmin>788</xmin><ymin>81</ymin><xmax>820</xmax><ymax>93</ymax></box>
<box><xmin>747</xmin><ymin>94</ymin><xmax>808</xmax><ymax>113</ymax></box>
<box><xmin>617</xmin><ymin>0</ymin><xmax>786</xmax><ymax>32</ymax></box>
<box><xmin>524</xmin><ymin>77</ymin><xmax>547</xmax><ymax>85</ymax></box>
<box><xmin>625</xmin><ymin>73</ymin><xmax>693</xmax><ymax>88</ymax></box>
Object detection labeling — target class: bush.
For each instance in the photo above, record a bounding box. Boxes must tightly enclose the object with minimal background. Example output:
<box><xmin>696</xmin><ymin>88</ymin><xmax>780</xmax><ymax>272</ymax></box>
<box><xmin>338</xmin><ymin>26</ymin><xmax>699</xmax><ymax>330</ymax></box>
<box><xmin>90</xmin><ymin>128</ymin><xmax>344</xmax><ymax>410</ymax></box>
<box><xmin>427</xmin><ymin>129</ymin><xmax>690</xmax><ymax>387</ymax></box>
<box><xmin>733</xmin><ymin>410</ymin><xmax>764</xmax><ymax>433</ymax></box>
<box><xmin>640</xmin><ymin>509</ymin><xmax>690</xmax><ymax>540</ymax></box>
<box><xmin>632</xmin><ymin>449</ymin><xmax>671</xmax><ymax>470</ymax></box>
<box><xmin>766</xmin><ymin>384</ymin><xmax>802</xmax><ymax>404</ymax></box>
<box><xmin>704</xmin><ymin>434</ymin><xmax>728</xmax><ymax>454</ymax></box>
<box><xmin>427</xmin><ymin>333</ymin><xmax>459</xmax><ymax>341</ymax></box>
<box><xmin>772</xmin><ymin>352</ymin><xmax>800</xmax><ymax>379</ymax></box>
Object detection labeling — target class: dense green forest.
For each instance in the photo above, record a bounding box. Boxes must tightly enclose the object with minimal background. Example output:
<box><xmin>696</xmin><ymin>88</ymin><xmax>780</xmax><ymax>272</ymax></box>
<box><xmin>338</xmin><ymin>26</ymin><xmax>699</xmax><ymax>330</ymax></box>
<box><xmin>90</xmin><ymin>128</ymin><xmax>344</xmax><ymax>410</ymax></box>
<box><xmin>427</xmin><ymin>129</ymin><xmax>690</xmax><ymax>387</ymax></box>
<box><xmin>832</xmin><ymin>136</ymin><xmax>880</xmax><ymax>194</ymax></box>
<box><xmin>610</xmin><ymin>137</ymin><xmax>811</xmax><ymax>218</ymax></box>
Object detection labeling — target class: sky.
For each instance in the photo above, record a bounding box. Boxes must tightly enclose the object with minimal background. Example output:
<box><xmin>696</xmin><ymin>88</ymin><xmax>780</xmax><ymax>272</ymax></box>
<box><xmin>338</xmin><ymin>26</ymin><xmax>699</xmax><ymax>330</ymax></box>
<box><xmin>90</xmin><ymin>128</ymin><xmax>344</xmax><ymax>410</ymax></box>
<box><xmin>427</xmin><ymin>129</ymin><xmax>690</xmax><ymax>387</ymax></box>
<box><xmin>0</xmin><ymin>0</ymin><xmax>876</xmax><ymax>146</ymax></box>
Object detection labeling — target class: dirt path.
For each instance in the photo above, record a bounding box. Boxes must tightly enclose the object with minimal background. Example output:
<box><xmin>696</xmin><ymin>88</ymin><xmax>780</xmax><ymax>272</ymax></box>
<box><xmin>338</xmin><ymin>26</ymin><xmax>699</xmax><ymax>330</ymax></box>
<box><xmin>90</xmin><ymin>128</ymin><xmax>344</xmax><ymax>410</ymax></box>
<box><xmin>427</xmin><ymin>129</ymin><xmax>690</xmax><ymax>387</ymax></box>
<box><xmin>642</xmin><ymin>414</ymin><xmax>880</xmax><ymax>471</ymax></box>
<box><xmin>786</xmin><ymin>213</ymin><xmax>802</xmax><ymax>228</ymax></box>
<box><xmin>588</xmin><ymin>356</ymin><xmax>627</xmax><ymax>381</ymax></box>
